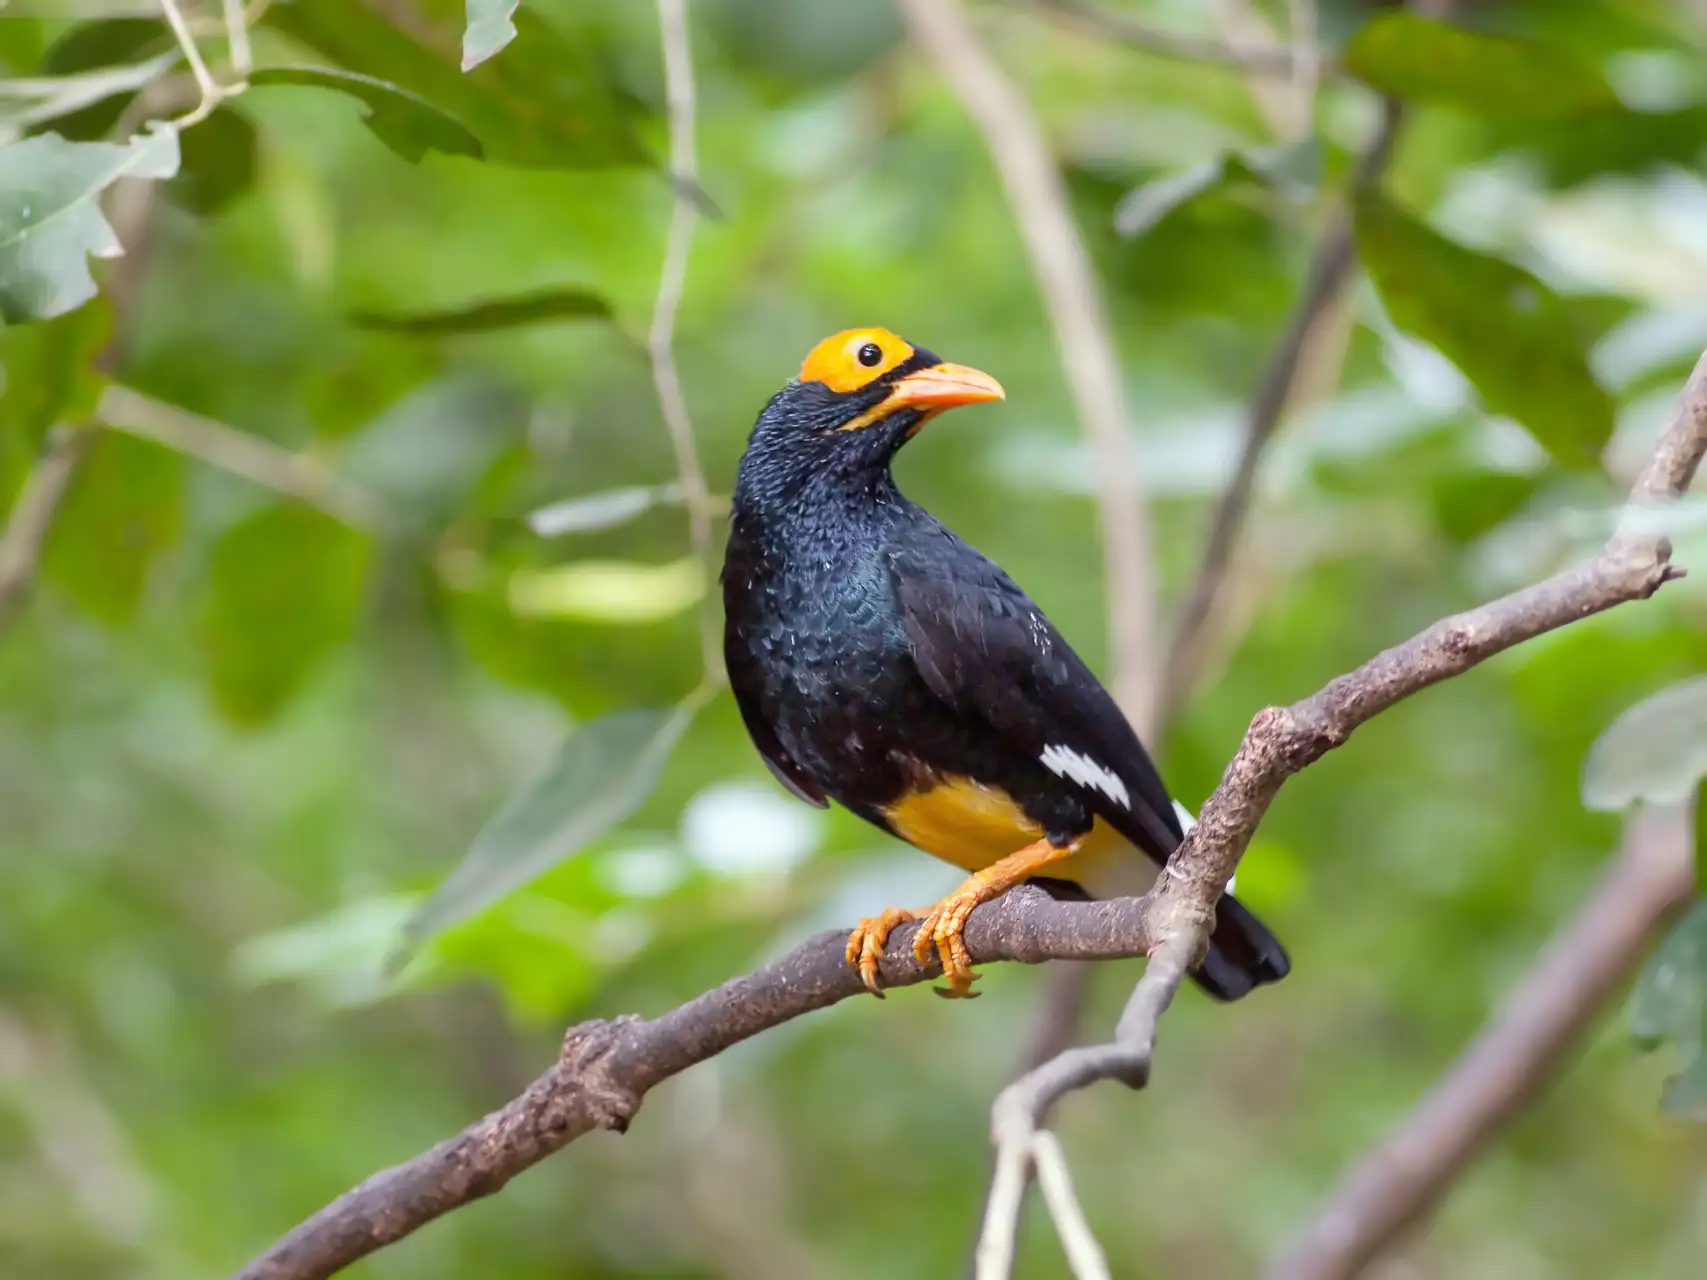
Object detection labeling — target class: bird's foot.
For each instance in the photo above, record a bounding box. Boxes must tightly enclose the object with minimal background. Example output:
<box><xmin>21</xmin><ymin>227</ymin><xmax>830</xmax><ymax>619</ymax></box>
<box><xmin>845</xmin><ymin>906</ymin><xmax>919</xmax><ymax>996</ymax></box>
<box><xmin>910</xmin><ymin>835</ymin><xmax>1085</xmax><ymax>998</ymax></box>
<box><xmin>911</xmin><ymin>884</ymin><xmax>989</xmax><ymax>998</ymax></box>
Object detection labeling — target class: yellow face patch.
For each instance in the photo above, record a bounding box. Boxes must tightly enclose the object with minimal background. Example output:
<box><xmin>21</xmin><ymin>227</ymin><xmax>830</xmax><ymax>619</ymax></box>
<box><xmin>798</xmin><ymin>327</ymin><xmax>914</xmax><ymax>394</ymax></box>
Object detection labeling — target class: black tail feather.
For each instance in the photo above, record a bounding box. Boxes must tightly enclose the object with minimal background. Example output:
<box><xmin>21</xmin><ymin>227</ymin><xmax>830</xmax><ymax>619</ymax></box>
<box><xmin>1191</xmin><ymin>892</ymin><xmax>1291</xmax><ymax>1002</ymax></box>
<box><xmin>1027</xmin><ymin>876</ymin><xmax>1290</xmax><ymax>1002</ymax></box>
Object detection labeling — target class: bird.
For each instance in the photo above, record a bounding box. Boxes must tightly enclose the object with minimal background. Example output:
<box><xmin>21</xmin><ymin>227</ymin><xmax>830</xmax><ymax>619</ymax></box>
<box><xmin>721</xmin><ymin>327</ymin><xmax>1290</xmax><ymax>1000</ymax></box>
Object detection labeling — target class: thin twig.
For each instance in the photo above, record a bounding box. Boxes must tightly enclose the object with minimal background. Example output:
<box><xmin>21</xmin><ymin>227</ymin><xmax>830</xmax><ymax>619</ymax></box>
<box><xmin>649</xmin><ymin>0</ymin><xmax>721</xmax><ymax>681</ymax></box>
<box><xmin>1030</xmin><ymin>1132</ymin><xmax>1112</xmax><ymax>1280</ymax></box>
<box><xmin>235</xmin><ymin>886</ymin><xmax>1171</xmax><ymax>1280</ymax></box>
<box><xmin>0</xmin><ymin>181</ymin><xmax>159</xmax><ymax>633</ymax></box>
<box><xmin>158</xmin><ymin>0</ymin><xmax>230</xmax><ymax>126</ymax></box>
<box><xmin>96</xmin><ymin>386</ymin><xmax>390</xmax><ymax>531</ymax></box>
<box><xmin>1268</xmin><ymin>801</ymin><xmax>1697</xmax><ymax>1280</ymax></box>
<box><xmin>898</xmin><ymin>0</ymin><xmax>1158</xmax><ymax>731</ymax></box>
<box><xmin>0</xmin><ymin>429</ymin><xmax>96</xmax><ymax>632</ymax></box>
<box><xmin>222</xmin><ymin>0</ymin><xmax>253</xmax><ymax>79</ymax></box>
<box><xmin>1286</xmin><ymin>0</ymin><xmax>1320</xmax><ymax>135</ymax></box>
<box><xmin>1031</xmin><ymin>0</ymin><xmax>1331</xmax><ymax>77</ymax></box>
<box><xmin>1157</xmin><ymin>97</ymin><xmax>1404</xmax><ymax>728</ymax></box>
<box><xmin>940</xmin><ymin>0</ymin><xmax>1180</xmax><ymax>1214</ymax></box>
<box><xmin>975</xmin><ymin>932</ymin><xmax>1195</xmax><ymax>1278</ymax></box>
<box><xmin>968</xmin><ymin>348</ymin><xmax>1707</xmax><ymax>1276</ymax></box>
<box><xmin>234</xmin><ymin>351</ymin><xmax>1707</xmax><ymax>1280</ymax></box>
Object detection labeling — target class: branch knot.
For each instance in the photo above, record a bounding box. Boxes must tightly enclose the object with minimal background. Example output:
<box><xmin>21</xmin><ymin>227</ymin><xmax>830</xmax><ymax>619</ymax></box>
<box><xmin>556</xmin><ymin>1016</ymin><xmax>643</xmax><ymax>1134</ymax></box>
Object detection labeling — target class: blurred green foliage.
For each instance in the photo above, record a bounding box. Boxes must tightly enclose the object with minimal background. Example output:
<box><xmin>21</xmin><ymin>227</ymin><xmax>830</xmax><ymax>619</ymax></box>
<box><xmin>2</xmin><ymin>1</ymin><xmax>1706</xmax><ymax>1277</ymax></box>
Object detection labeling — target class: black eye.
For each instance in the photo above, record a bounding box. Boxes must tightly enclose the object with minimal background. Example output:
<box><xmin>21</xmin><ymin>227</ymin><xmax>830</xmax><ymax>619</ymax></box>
<box><xmin>857</xmin><ymin>342</ymin><xmax>883</xmax><ymax>368</ymax></box>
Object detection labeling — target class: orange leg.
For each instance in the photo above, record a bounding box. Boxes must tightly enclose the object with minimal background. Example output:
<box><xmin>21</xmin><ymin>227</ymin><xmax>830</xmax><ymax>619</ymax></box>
<box><xmin>846</xmin><ymin>907</ymin><xmax>920</xmax><ymax>996</ymax></box>
<box><xmin>912</xmin><ymin>836</ymin><xmax>1084</xmax><ymax>998</ymax></box>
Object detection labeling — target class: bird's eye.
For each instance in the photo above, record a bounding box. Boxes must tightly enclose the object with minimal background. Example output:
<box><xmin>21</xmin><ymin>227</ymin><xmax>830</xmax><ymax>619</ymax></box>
<box><xmin>856</xmin><ymin>342</ymin><xmax>883</xmax><ymax>368</ymax></box>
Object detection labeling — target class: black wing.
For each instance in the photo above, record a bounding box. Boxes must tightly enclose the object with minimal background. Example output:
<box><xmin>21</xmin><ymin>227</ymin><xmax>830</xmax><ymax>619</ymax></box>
<box><xmin>889</xmin><ymin>529</ymin><xmax>1180</xmax><ymax>862</ymax></box>
<box><xmin>725</xmin><ymin>643</ymin><xmax>829</xmax><ymax>810</ymax></box>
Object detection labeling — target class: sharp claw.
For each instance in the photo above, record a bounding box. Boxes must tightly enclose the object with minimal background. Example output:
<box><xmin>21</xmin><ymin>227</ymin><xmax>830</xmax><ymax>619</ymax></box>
<box><xmin>912</xmin><ymin>917</ymin><xmax>936</xmax><ymax>965</ymax></box>
<box><xmin>846</xmin><ymin>907</ymin><xmax>917</xmax><ymax>997</ymax></box>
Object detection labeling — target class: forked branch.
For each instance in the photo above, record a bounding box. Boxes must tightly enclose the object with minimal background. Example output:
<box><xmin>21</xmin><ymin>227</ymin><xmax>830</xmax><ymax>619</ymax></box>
<box><xmin>238</xmin><ymin>352</ymin><xmax>1707</xmax><ymax>1280</ymax></box>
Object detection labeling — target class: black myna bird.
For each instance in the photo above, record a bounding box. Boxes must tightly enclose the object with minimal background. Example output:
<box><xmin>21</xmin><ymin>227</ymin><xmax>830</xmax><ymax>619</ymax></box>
<box><xmin>721</xmin><ymin>328</ymin><xmax>1290</xmax><ymax>999</ymax></box>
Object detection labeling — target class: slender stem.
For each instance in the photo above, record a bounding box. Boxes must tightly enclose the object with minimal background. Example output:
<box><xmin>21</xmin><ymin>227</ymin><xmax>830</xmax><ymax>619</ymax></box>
<box><xmin>158</xmin><ymin>0</ymin><xmax>226</xmax><ymax>125</ymax></box>
<box><xmin>1158</xmin><ymin>98</ymin><xmax>1404</xmax><ymax>728</ymax></box>
<box><xmin>650</xmin><ymin>0</ymin><xmax>722</xmax><ymax>681</ymax></box>
<box><xmin>223</xmin><ymin>0</ymin><xmax>254</xmax><ymax>79</ymax></box>
<box><xmin>1031</xmin><ymin>1132</ymin><xmax>1113</xmax><ymax>1280</ymax></box>
<box><xmin>1268</xmin><ymin>803</ymin><xmax>1696</xmax><ymax>1280</ymax></box>
<box><xmin>897</xmin><ymin>0</ymin><xmax>1159</xmax><ymax>732</ymax></box>
<box><xmin>1286</xmin><ymin>0</ymin><xmax>1319</xmax><ymax>134</ymax></box>
<box><xmin>231</xmin><ymin>342</ymin><xmax>1707</xmax><ymax>1280</ymax></box>
<box><xmin>96</xmin><ymin>386</ymin><xmax>390</xmax><ymax>531</ymax></box>
<box><xmin>1032</xmin><ymin>0</ymin><xmax>1329</xmax><ymax>76</ymax></box>
<box><xmin>0</xmin><ymin>430</ymin><xmax>95</xmax><ymax>633</ymax></box>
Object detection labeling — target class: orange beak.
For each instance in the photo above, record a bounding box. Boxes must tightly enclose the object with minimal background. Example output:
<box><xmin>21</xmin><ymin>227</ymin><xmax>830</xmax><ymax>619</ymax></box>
<box><xmin>885</xmin><ymin>362</ymin><xmax>1006</xmax><ymax>410</ymax></box>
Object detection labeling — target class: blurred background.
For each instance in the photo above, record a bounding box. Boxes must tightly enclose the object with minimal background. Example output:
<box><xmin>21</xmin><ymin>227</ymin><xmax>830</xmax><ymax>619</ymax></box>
<box><xmin>3</xmin><ymin>0</ymin><xmax>1707</xmax><ymax>1276</ymax></box>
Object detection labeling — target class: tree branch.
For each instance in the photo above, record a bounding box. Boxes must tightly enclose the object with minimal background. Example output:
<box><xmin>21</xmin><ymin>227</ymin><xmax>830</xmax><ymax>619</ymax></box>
<box><xmin>648</xmin><ymin>0</ymin><xmax>721</xmax><ymax>682</ymax></box>
<box><xmin>1157</xmin><ymin>96</ymin><xmax>1404</xmax><ymax>728</ymax></box>
<box><xmin>967</xmin><ymin>347</ymin><xmax>1707</xmax><ymax>1272</ymax></box>
<box><xmin>96</xmin><ymin>386</ymin><xmax>391</xmax><ymax>531</ymax></box>
<box><xmin>237</xmin><ymin>349</ymin><xmax>1707</xmax><ymax>1280</ymax></box>
<box><xmin>909</xmin><ymin>0</ymin><xmax>1173</xmax><ymax>1243</ymax></box>
<box><xmin>996</xmin><ymin>22</ymin><xmax>1383</xmax><ymax>1220</ymax></box>
<box><xmin>0</xmin><ymin>178</ymin><xmax>160</xmax><ymax>634</ymax></box>
<box><xmin>0</xmin><ymin>428</ymin><xmax>96</xmax><ymax>632</ymax></box>
<box><xmin>1030</xmin><ymin>0</ymin><xmax>1334</xmax><ymax>78</ymax></box>
<box><xmin>233</xmin><ymin>887</ymin><xmax>1166</xmax><ymax>1280</ymax></box>
<box><xmin>897</xmin><ymin>0</ymin><xmax>1159</xmax><ymax>730</ymax></box>
<box><xmin>1268</xmin><ymin>801</ymin><xmax>1697</xmax><ymax>1280</ymax></box>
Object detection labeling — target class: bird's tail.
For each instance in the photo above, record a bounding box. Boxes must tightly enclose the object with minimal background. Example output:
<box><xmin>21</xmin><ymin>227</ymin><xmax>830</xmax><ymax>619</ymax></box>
<box><xmin>1192</xmin><ymin>892</ymin><xmax>1291</xmax><ymax>1001</ymax></box>
<box><xmin>1045</xmin><ymin>803</ymin><xmax>1291</xmax><ymax>1002</ymax></box>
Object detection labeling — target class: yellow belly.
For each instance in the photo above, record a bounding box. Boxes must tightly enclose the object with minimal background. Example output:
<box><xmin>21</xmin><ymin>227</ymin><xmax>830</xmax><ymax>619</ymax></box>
<box><xmin>880</xmin><ymin>774</ymin><xmax>1154</xmax><ymax>897</ymax></box>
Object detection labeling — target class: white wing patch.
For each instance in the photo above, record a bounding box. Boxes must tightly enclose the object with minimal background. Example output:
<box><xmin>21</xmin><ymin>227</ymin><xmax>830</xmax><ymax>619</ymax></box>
<box><xmin>1040</xmin><ymin>744</ymin><xmax>1130</xmax><ymax>809</ymax></box>
<box><xmin>1170</xmin><ymin>800</ymin><xmax>1236</xmax><ymax>896</ymax></box>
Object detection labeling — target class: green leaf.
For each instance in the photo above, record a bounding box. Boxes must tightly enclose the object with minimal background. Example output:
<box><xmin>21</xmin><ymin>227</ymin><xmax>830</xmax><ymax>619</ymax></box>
<box><xmin>266</xmin><ymin>2</ymin><xmax>650</xmax><ymax>169</ymax></box>
<box><xmin>1660</xmin><ymin>1056</ymin><xmax>1707</xmax><ymax>1121</ymax></box>
<box><xmin>21</xmin><ymin>19</ymin><xmax>177</xmax><ymax>141</ymax></box>
<box><xmin>1629</xmin><ymin>899</ymin><xmax>1707</xmax><ymax>1050</ymax></box>
<box><xmin>1697</xmin><ymin>790</ymin><xmax>1706</xmax><ymax>895</ymax></box>
<box><xmin>169</xmin><ymin>106</ymin><xmax>258</xmax><ymax>215</ymax></box>
<box><xmin>198</xmin><ymin>504</ymin><xmax>372</xmax><ymax>726</ymax></box>
<box><xmin>340</xmin><ymin>377</ymin><xmax>527</xmax><ymax>525</ymax></box>
<box><xmin>233</xmin><ymin>894</ymin><xmax>421</xmax><ymax>1008</ymax></box>
<box><xmin>0</xmin><ymin>124</ymin><xmax>180</xmax><ymax>324</ymax></box>
<box><xmin>0</xmin><ymin>294</ymin><xmax>110</xmax><ymax>455</ymax></box>
<box><xmin>528</xmin><ymin>483</ymin><xmax>684</xmax><ymax>538</ymax></box>
<box><xmin>503</xmin><ymin>557</ymin><xmax>704</xmax><ymax>624</ymax></box>
<box><xmin>1345</xmin><ymin>12</ymin><xmax>1618</xmax><ymax>121</ymax></box>
<box><xmin>42</xmin><ymin>431</ymin><xmax>181</xmax><ymax>626</ymax></box>
<box><xmin>349</xmin><ymin>286</ymin><xmax>612</xmax><ymax>335</ymax></box>
<box><xmin>40</xmin><ymin>17</ymin><xmax>172</xmax><ymax>75</ymax></box>
<box><xmin>403</xmin><ymin>703</ymin><xmax>695</xmax><ymax>945</ymax></box>
<box><xmin>1115</xmin><ymin>156</ymin><xmax>1263</xmax><ymax>241</ymax></box>
<box><xmin>247</xmin><ymin>67</ymin><xmax>483</xmax><ymax>164</ymax></box>
<box><xmin>1583</xmin><ymin>678</ymin><xmax>1707</xmax><ymax>812</ymax></box>
<box><xmin>1114</xmin><ymin>142</ymin><xmax>1313</xmax><ymax>241</ymax></box>
<box><xmin>3</xmin><ymin>56</ymin><xmax>176</xmax><ymax>137</ymax></box>
<box><xmin>1356</xmin><ymin>192</ymin><xmax>1614</xmax><ymax>467</ymax></box>
<box><xmin>463</xmin><ymin>0</ymin><xmax>521</xmax><ymax>72</ymax></box>
<box><xmin>1630</xmin><ymin>898</ymin><xmax>1707</xmax><ymax>1121</ymax></box>
<box><xmin>1513</xmin><ymin>107</ymin><xmax>1707</xmax><ymax>189</ymax></box>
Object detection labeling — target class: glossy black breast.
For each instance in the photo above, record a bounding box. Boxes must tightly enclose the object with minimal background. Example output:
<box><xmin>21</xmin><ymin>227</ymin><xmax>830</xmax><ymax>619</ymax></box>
<box><xmin>724</xmin><ymin>507</ymin><xmax>925</xmax><ymax>805</ymax></box>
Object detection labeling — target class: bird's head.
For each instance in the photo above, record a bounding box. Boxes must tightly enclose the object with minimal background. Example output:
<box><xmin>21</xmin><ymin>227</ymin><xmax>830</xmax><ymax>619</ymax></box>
<box><xmin>736</xmin><ymin>327</ymin><xmax>1005</xmax><ymax>502</ymax></box>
